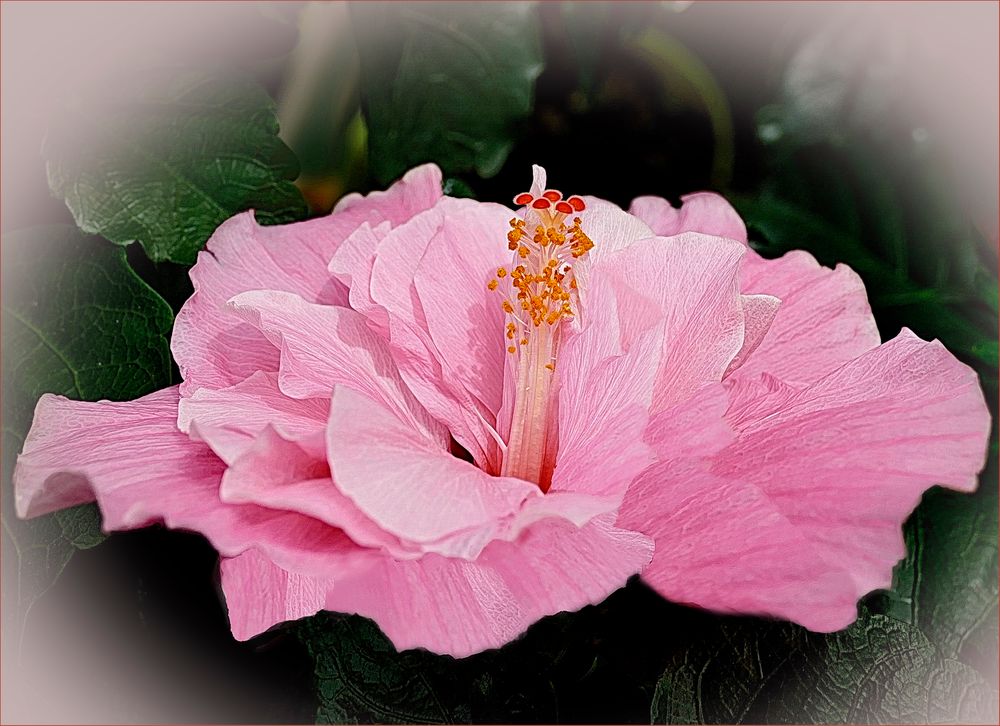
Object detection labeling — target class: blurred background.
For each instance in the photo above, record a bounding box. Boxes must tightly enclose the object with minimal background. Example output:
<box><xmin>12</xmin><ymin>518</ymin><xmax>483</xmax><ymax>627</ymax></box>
<box><xmin>2</xmin><ymin>2</ymin><xmax>997</xmax><ymax>723</ymax></box>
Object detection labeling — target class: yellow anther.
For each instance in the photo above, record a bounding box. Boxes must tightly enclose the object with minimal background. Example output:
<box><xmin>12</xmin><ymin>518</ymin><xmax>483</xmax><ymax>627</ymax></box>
<box><xmin>487</xmin><ymin>279</ymin><xmax>498</xmax><ymax>291</ymax></box>
<box><xmin>502</xmin><ymin>300</ymin><xmax>513</xmax><ymax>313</ymax></box>
<box><xmin>508</xmin><ymin>345</ymin><xmax>517</xmax><ymax>354</ymax></box>
<box><xmin>545</xmin><ymin>362</ymin><xmax>555</xmax><ymax>372</ymax></box>
<box><xmin>497</xmin><ymin>267</ymin><xmax>508</xmax><ymax>278</ymax></box>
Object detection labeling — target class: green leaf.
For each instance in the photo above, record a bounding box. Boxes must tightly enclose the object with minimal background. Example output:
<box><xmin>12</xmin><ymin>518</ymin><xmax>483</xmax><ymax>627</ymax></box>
<box><xmin>54</xmin><ymin>504</ymin><xmax>107</xmax><ymax>550</ymax></box>
<box><xmin>2</xmin><ymin>226</ymin><xmax>175</xmax><ymax>424</ymax></box>
<box><xmin>44</xmin><ymin>71</ymin><xmax>308</xmax><ymax>265</ymax></box>
<box><xmin>650</xmin><ymin>608</ymin><xmax>998</xmax><ymax>724</ymax></box>
<box><xmin>2</xmin><ymin>225</ymin><xmax>174</xmax><ymax>657</ymax></box>
<box><xmin>354</xmin><ymin>1</ymin><xmax>542</xmax><ymax>184</ymax></box>
<box><xmin>296</xmin><ymin>614</ymin><xmax>471</xmax><ymax>724</ymax></box>
<box><xmin>872</xmin><ymin>454</ymin><xmax>999</xmax><ymax>678</ymax></box>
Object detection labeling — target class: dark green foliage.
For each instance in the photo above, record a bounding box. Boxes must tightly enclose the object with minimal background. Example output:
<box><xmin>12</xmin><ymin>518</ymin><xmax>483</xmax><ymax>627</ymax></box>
<box><xmin>2</xmin><ymin>225</ymin><xmax>174</xmax><ymax>669</ymax></box>
<box><xmin>354</xmin><ymin>1</ymin><xmax>542</xmax><ymax>185</ymax></box>
<box><xmin>44</xmin><ymin>72</ymin><xmax>308</xmax><ymax>265</ymax></box>
<box><xmin>650</xmin><ymin>608</ymin><xmax>995</xmax><ymax>724</ymax></box>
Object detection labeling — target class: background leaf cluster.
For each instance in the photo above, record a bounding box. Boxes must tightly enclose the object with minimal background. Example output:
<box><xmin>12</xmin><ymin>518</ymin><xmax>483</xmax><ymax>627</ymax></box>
<box><xmin>2</xmin><ymin>1</ymin><xmax>996</xmax><ymax>723</ymax></box>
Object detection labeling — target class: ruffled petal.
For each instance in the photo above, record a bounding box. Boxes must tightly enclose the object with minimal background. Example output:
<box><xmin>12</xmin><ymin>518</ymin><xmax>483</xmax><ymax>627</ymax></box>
<box><xmin>353</xmin><ymin>205</ymin><xmax>495</xmax><ymax>463</ymax></box>
<box><xmin>13</xmin><ymin>387</ymin><xmax>363</xmax><ymax>579</ymax></box>
<box><xmin>412</xmin><ymin>199</ymin><xmax>512</xmax><ymax>415</ymax></box>
<box><xmin>714</xmin><ymin>329</ymin><xmax>991</xmax><ymax>596</ymax></box>
<box><xmin>737</xmin><ymin>250</ymin><xmax>881</xmax><ymax>385</ymax></box>
<box><xmin>619</xmin><ymin>384</ymin><xmax>860</xmax><ymax>630</ymax></box>
<box><xmin>178</xmin><ymin>371</ymin><xmax>329</xmax><ymax>464</ymax></box>
<box><xmin>220</xmin><ymin>549</ymin><xmax>329</xmax><ymax>641</ymax></box>
<box><xmin>627</xmin><ymin>191</ymin><xmax>881</xmax><ymax>386</ymax></box>
<box><xmin>620</xmin><ymin>460</ymin><xmax>859</xmax><ymax>631</ymax></box>
<box><xmin>219</xmin><ymin>426</ymin><xmax>407</xmax><ymax>555</ymax></box>
<box><xmin>628</xmin><ymin>192</ymin><xmax>748</xmax><ymax>244</ymax></box>
<box><xmin>724</xmin><ymin>294</ymin><xmax>782</xmax><ymax>377</ymax></box>
<box><xmin>323</xmin><ymin>515</ymin><xmax>654</xmax><ymax>658</ymax></box>
<box><xmin>325</xmin><ymin>385</ymin><xmax>539</xmax><ymax>559</ymax></box>
<box><xmin>172</xmin><ymin>164</ymin><xmax>443</xmax><ymax>396</ymax></box>
<box><xmin>602</xmin><ymin>233</ymin><xmax>749</xmax><ymax>413</ymax></box>
<box><xmin>227</xmin><ymin>290</ymin><xmax>446</xmax><ymax>445</ymax></box>
<box><xmin>331</xmin><ymin>163</ymin><xmax>444</xmax><ymax>222</ymax></box>
<box><xmin>550</xmin><ymin>274</ymin><xmax>662</xmax><ymax>501</ymax></box>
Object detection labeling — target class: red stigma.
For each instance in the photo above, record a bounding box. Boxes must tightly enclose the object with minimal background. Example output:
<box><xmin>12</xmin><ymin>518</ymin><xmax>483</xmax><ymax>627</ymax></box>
<box><xmin>531</xmin><ymin>197</ymin><xmax>551</xmax><ymax>210</ymax></box>
<box><xmin>555</xmin><ymin>201</ymin><xmax>574</xmax><ymax>214</ymax></box>
<box><xmin>567</xmin><ymin>196</ymin><xmax>586</xmax><ymax>212</ymax></box>
<box><xmin>513</xmin><ymin>192</ymin><xmax>534</xmax><ymax>206</ymax></box>
<box><xmin>542</xmin><ymin>190</ymin><xmax>562</xmax><ymax>202</ymax></box>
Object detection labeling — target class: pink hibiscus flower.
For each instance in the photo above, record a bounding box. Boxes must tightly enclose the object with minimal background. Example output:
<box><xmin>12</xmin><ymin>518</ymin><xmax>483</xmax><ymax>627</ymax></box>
<box><xmin>14</xmin><ymin>164</ymin><xmax>990</xmax><ymax>658</ymax></box>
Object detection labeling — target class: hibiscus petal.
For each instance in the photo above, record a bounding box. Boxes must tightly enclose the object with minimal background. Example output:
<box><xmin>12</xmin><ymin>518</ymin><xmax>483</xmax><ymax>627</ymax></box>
<box><xmin>173</xmin><ymin>164</ymin><xmax>443</xmax><ymax>396</ymax></box>
<box><xmin>325</xmin><ymin>385</ymin><xmax>539</xmax><ymax>558</ymax></box>
<box><xmin>714</xmin><ymin>328</ymin><xmax>991</xmax><ymax>596</ymax></box>
<box><xmin>723</xmin><ymin>294</ymin><xmax>782</xmax><ymax>377</ymax></box>
<box><xmin>627</xmin><ymin>192</ymin><xmax>881</xmax><ymax>386</ymax></box>
<box><xmin>602</xmin><ymin>233</ymin><xmax>748</xmax><ymax>412</ymax></box>
<box><xmin>628</xmin><ymin>192</ymin><xmax>748</xmax><ymax>244</ymax></box>
<box><xmin>331</xmin><ymin>163</ymin><xmax>444</xmax><ymax>221</ymax></box>
<box><xmin>736</xmin><ymin>250</ymin><xmax>881</xmax><ymax>385</ymax></box>
<box><xmin>178</xmin><ymin>371</ymin><xmax>329</xmax><ymax>464</ymax></box>
<box><xmin>579</xmin><ymin>197</ymin><xmax>655</xmax><ymax>261</ymax></box>
<box><xmin>551</xmin><ymin>275</ymin><xmax>663</xmax><ymax>501</ymax></box>
<box><xmin>366</xmin><ymin>203</ymin><xmax>508</xmax><ymax>465</ymax></box>
<box><xmin>13</xmin><ymin>387</ymin><xmax>363</xmax><ymax>579</ymax></box>
<box><xmin>618</xmin><ymin>384</ymin><xmax>859</xmax><ymax>630</ymax></box>
<box><xmin>413</xmin><ymin>198</ymin><xmax>513</xmax><ymax>415</ymax></box>
<box><xmin>220</xmin><ymin>426</ymin><xmax>409</xmax><ymax>555</ymax></box>
<box><xmin>620</xmin><ymin>460</ymin><xmax>859</xmax><ymax>631</ymax></box>
<box><xmin>220</xmin><ymin>549</ymin><xmax>328</xmax><ymax>641</ymax></box>
<box><xmin>327</xmin><ymin>221</ymin><xmax>392</xmax><ymax>333</ymax></box>
<box><xmin>323</xmin><ymin>515</ymin><xmax>654</xmax><ymax>657</ymax></box>
<box><xmin>228</xmin><ymin>289</ymin><xmax>447</xmax><ymax>448</ymax></box>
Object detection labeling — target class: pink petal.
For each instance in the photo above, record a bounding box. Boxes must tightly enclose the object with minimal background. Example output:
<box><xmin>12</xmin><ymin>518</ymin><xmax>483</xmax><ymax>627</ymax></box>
<box><xmin>219</xmin><ymin>426</ymin><xmax>407</xmax><ymax>555</ymax></box>
<box><xmin>13</xmin><ymin>387</ymin><xmax>364</xmax><ymax>580</ymax></box>
<box><xmin>569</xmin><ymin>198</ymin><xmax>654</xmax><ymax>306</ymax></box>
<box><xmin>323</xmin><ymin>515</ymin><xmax>654</xmax><ymax>657</ymax></box>
<box><xmin>619</xmin><ymin>384</ymin><xmax>860</xmax><ymax>630</ymax></box>
<box><xmin>627</xmin><ymin>192</ymin><xmax>881</xmax><ymax>386</ymax></box>
<box><xmin>366</xmin><ymin>203</ymin><xmax>507</xmax><ymax>466</ymax></box>
<box><xmin>227</xmin><ymin>290</ymin><xmax>446</xmax><ymax>445</ymax></box>
<box><xmin>602</xmin><ymin>233</ymin><xmax>749</xmax><ymax>413</ymax></box>
<box><xmin>177</xmin><ymin>371</ymin><xmax>329</xmax><ymax>464</ymax></box>
<box><xmin>220</xmin><ymin>549</ymin><xmax>328</xmax><ymax>641</ymax></box>
<box><xmin>714</xmin><ymin>328</ymin><xmax>991</xmax><ymax>596</ymax></box>
<box><xmin>579</xmin><ymin>197</ymin><xmax>655</xmax><ymax>262</ymax></box>
<box><xmin>723</xmin><ymin>294</ymin><xmax>782</xmax><ymax>377</ymax></box>
<box><xmin>620</xmin><ymin>460</ymin><xmax>859</xmax><ymax>631</ymax></box>
<box><xmin>413</xmin><ymin>198</ymin><xmax>513</xmax><ymax>415</ymax></box>
<box><xmin>327</xmin><ymin>221</ymin><xmax>392</xmax><ymax>334</ymax></box>
<box><xmin>550</xmin><ymin>275</ymin><xmax>663</xmax><ymax>501</ymax></box>
<box><xmin>325</xmin><ymin>386</ymin><xmax>538</xmax><ymax>559</ymax></box>
<box><xmin>331</xmin><ymin>163</ymin><xmax>443</xmax><ymax>222</ymax></box>
<box><xmin>172</xmin><ymin>164</ymin><xmax>443</xmax><ymax>396</ymax></box>
<box><xmin>628</xmin><ymin>192</ymin><xmax>748</xmax><ymax>244</ymax></box>
<box><xmin>736</xmin><ymin>250</ymin><xmax>881</xmax><ymax>385</ymax></box>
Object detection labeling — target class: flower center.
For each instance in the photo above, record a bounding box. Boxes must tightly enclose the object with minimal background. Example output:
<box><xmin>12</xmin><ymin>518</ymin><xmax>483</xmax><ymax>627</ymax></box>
<box><xmin>487</xmin><ymin>187</ymin><xmax>594</xmax><ymax>491</ymax></box>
